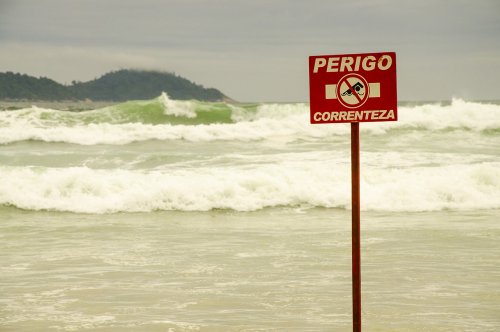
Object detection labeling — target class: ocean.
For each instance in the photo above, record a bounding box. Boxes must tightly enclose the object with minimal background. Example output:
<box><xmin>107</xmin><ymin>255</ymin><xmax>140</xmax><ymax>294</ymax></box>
<box><xmin>1</xmin><ymin>94</ymin><xmax>499</xmax><ymax>331</ymax></box>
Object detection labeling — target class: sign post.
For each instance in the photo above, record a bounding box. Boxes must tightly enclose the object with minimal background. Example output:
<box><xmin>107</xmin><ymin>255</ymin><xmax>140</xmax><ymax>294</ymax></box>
<box><xmin>351</xmin><ymin>121</ymin><xmax>361</xmax><ymax>331</ymax></box>
<box><xmin>308</xmin><ymin>52</ymin><xmax>397</xmax><ymax>331</ymax></box>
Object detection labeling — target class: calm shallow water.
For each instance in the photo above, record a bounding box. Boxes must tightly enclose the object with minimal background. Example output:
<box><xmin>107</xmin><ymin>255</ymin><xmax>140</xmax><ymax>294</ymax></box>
<box><xmin>1</xmin><ymin>207</ymin><xmax>499</xmax><ymax>331</ymax></box>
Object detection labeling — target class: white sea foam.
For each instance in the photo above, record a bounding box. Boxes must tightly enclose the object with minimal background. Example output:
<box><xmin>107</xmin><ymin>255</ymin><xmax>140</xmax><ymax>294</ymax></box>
<box><xmin>1</xmin><ymin>160</ymin><xmax>498</xmax><ymax>213</ymax></box>
<box><xmin>0</xmin><ymin>99</ymin><xmax>498</xmax><ymax>145</ymax></box>
<box><xmin>1</xmin><ymin>97</ymin><xmax>498</xmax><ymax>213</ymax></box>
<box><xmin>159</xmin><ymin>92</ymin><xmax>197</xmax><ymax>118</ymax></box>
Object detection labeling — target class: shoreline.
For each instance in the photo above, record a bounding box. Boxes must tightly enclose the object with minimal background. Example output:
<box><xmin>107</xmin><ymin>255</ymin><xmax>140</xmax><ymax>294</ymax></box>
<box><xmin>0</xmin><ymin>100</ymin><xmax>118</xmax><ymax>111</ymax></box>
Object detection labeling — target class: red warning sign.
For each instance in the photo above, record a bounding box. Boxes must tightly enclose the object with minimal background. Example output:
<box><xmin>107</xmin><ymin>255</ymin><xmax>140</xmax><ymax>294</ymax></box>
<box><xmin>309</xmin><ymin>52</ymin><xmax>397</xmax><ymax>124</ymax></box>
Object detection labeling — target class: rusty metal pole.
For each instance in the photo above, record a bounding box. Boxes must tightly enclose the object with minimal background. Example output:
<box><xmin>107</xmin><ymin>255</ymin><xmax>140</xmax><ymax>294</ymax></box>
<box><xmin>351</xmin><ymin>122</ymin><xmax>361</xmax><ymax>332</ymax></box>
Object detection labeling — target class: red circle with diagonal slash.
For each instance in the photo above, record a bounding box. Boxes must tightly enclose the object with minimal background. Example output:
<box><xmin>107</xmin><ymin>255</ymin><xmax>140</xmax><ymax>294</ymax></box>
<box><xmin>336</xmin><ymin>73</ymin><xmax>370</xmax><ymax>109</ymax></box>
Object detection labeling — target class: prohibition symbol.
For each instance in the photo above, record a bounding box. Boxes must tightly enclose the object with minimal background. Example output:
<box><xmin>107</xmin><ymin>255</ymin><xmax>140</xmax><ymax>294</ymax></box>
<box><xmin>336</xmin><ymin>73</ymin><xmax>370</xmax><ymax>109</ymax></box>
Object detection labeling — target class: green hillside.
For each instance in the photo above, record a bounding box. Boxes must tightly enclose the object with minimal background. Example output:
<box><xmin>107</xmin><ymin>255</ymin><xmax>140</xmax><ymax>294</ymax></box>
<box><xmin>0</xmin><ymin>72</ymin><xmax>74</xmax><ymax>100</ymax></box>
<box><xmin>0</xmin><ymin>70</ymin><xmax>228</xmax><ymax>102</ymax></box>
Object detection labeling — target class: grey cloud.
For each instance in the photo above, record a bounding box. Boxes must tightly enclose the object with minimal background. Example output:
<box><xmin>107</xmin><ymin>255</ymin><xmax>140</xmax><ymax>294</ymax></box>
<box><xmin>0</xmin><ymin>0</ymin><xmax>499</xmax><ymax>101</ymax></box>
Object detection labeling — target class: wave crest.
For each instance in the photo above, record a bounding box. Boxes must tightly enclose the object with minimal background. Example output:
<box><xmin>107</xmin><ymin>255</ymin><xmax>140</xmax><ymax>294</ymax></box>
<box><xmin>0</xmin><ymin>96</ymin><xmax>499</xmax><ymax>145</ymax></box>
<box><xmin>1</xmin><ymin>161</ymin><xmax>498</xmax><ymax>213</ymax></box>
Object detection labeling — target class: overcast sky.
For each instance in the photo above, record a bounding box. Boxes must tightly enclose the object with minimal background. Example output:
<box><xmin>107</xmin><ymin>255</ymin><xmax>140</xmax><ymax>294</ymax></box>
<box><xmin>0</xmin><ymin>0</ymin><xmax>499</xmax><ymax>102</ymax></box>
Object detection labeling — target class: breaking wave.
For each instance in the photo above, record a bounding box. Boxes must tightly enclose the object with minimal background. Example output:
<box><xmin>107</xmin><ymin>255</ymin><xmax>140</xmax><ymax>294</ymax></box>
<box><xmin>0</xmin><ymin>94</ymin><xmax>499</xmax><ymax>145</ymax></box>
<box><xmin>0</xmin><ymin>160</ymin><xmax>498</xmax><ymax>213</ymax></box>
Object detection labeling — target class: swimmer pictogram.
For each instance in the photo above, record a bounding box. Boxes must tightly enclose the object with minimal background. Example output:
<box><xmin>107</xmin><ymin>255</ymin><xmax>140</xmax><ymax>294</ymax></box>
<box><xmin>336</xmin><ymin>74</ymin><xmax>369</xmax><ymax>108</ymax></box>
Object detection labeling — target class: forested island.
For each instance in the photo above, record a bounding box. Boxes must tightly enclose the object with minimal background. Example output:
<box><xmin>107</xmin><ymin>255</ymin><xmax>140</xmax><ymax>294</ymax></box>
<box><xmin>0</xmin><ymin>69</ymin><xmax>229</xmax><ymax>102</ymax></box>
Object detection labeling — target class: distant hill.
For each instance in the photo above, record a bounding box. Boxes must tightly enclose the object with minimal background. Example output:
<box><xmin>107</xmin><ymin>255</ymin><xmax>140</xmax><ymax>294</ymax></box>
<box><xmin>0</xmin><ymin>70</ymin><xmax>229</xmax><ymax>102</ymax></box>
<box><xmin>0</xmin><ymin>72</ymin><xmax>74</xmax><ymax>100</ymax></box>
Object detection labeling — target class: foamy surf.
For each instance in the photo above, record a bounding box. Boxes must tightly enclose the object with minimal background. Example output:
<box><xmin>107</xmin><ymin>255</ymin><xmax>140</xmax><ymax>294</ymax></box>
<box><xmin>0</xmin><ymin>159</ymin><xmax>498</xmax><ymax>213</ymax></box>
<box><xmin>0</xmin><ymin>95</ymin><xmax>499</xmax><ymax>213</ymax></box>
<box><xmin>0</xmin><ymin>95</ymin><xmax>498</xmax><ymax>145</ymax></box>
